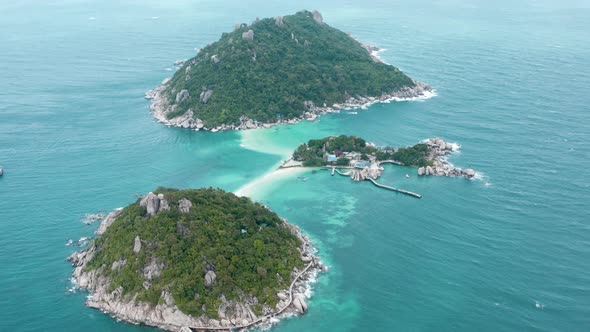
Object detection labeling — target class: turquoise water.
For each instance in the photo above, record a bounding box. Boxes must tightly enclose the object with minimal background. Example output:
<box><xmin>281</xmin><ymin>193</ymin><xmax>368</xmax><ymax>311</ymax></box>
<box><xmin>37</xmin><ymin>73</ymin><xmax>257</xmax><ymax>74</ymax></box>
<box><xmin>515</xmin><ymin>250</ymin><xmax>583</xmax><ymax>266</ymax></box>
<box><xmin>1</xmin><ymin>0</ymin><xmax>589</xmax><ymax>331</ymax></box>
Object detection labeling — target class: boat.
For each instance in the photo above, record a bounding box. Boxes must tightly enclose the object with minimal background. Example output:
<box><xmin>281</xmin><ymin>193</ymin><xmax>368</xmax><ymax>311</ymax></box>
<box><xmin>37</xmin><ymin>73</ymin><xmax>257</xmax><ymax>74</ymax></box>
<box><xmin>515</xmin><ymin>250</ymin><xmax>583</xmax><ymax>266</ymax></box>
<box><xmin>405</xmin><ymin>174</ymin><xmax>410</xmax><ymax>178</ymax></box>
<box><xmin>0</xmin><ymin>166</ymin><xmax>3</xmax><ymax>176</ymax></box>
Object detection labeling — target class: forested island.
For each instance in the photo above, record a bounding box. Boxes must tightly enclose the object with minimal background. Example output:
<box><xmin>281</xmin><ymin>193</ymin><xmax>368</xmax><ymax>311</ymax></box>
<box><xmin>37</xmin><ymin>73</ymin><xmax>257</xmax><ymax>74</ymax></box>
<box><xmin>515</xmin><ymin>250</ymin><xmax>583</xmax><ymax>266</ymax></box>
<box><xmin>293</xmin><ymin>135</ymin><xmax>432</xmax><ymax>168</ymax></box>
<box><xmin>288</xmin><ymin>135</ymin><xmax>476</xmax><ymax>180</ymax></box>
<box><xmin>68</xmin><ymin>188</ymin><xmax>324</xmax><ymax>331</ymax></box>
<box><xmin>146</xmin><ymin>10</ymin><xmax>432</xmax><ymax>132</ymax></box>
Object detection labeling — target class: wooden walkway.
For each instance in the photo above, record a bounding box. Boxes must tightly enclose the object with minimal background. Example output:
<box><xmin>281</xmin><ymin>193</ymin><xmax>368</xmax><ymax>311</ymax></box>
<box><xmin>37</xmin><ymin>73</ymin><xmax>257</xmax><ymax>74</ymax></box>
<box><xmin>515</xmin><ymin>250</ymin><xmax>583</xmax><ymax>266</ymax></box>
<box><xmin>333</xmin><ymin>168</ymin><xmax>351</xmax><ymax>177</ymax></box>
<box><xmin>378</xmin><ymin>160</ymin><xmax>404</xmax><ymax>166</ymax></box>
<box><xmin>366</xmin><ymin>178</ymin><xmax>422</xmax><ymax>199</ymax></box>
<box><xmin>189</xmin><ymin>260</ymin><xmax>315</xmax><ymax>331</ymax></box>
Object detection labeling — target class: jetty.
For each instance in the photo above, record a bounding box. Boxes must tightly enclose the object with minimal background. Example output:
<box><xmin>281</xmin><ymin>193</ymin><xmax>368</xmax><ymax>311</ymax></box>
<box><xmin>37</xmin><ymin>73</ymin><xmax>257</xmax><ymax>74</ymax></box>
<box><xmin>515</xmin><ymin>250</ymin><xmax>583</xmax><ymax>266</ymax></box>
<box><xmin>189</xmin><ymin>259</ymin><xmax>316</xmax><ymax>331</ymax></box>
<box><xmin>366</xmin><ymin>178</ymin><xmax>422</xmax><ymax>198</ymax></box>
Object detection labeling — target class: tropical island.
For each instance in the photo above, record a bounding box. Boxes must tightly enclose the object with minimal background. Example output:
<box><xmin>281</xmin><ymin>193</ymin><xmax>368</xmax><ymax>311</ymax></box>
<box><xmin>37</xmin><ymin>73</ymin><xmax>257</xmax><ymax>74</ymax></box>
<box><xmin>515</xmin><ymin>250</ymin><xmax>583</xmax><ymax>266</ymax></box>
<box><xmin>146</xmin><ymin>10</ymin><xmax>432</xmax><ymax>132</ymax></box>
<box><xmin>68</xmin><ymin>188</ymin><xmax>324</xmax><ymax>331</ymax></box>
<box><xmin>284</xmin><ymin>135</ymin><xmax>476</xmax><ymax>193</ymax></box>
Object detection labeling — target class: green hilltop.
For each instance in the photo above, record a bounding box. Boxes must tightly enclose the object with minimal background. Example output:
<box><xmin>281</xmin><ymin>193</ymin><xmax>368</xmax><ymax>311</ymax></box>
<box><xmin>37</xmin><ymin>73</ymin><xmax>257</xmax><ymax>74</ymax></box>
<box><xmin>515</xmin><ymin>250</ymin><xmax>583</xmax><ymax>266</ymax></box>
<box><xmin>158</xmin><ymin>10</ymin><xmax>425</xmax><ymax>128</ymax></box>
<box><xmin>293</xmin><ymin>135</ymin><xmax>434</xmax><ymax>167</ymax></box>
<box><xmin>84</xmin><ymin>188</ymin><xmax>305</xmax><ymax>318</ymax></box>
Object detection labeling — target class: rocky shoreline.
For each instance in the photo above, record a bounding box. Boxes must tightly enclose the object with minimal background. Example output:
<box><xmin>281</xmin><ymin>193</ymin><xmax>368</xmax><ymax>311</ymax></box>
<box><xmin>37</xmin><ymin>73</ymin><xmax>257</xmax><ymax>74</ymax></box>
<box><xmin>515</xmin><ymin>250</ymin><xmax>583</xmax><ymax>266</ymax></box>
<box><xmin>417</xmin><ymin>138</ymin><xmax>476</xmax><ymax>178</ymax></box>
<box><xmin>67</xmin><ymin>201</ymin><xmax>326</xmax><ymax>332</ymax></box>
<box><xmin>145</xmin><ymin>77</ymin><xmax>433</xmax><ymax>133</ymax></box>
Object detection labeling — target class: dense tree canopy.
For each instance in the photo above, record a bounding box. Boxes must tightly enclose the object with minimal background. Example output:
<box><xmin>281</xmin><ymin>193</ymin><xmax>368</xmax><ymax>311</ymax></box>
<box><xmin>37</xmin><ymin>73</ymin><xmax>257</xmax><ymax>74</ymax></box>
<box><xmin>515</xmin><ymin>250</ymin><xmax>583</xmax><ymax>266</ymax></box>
<box><xmin>85</xmin><ymin>188</ymin><xmax>304</xmax><ymax>318</ymax></box>
<box><xmin>164</xmin><ymin>10</ymin><xmax>416</xmax><ymax>127</ymax></box>
<box><xmin>292</xmin><ymin>135</ymin><xmax>433</xmax><ymax>167</ymax></box>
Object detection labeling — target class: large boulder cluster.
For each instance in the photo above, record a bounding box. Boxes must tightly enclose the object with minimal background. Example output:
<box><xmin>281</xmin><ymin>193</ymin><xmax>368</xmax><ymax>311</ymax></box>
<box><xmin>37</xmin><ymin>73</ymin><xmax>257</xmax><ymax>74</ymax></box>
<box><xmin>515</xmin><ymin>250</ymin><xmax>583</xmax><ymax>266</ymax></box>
<box><xmin>417</xmin><ymin>138</ymin><xmax>476</xmax><ymax>178</ymax></box>
<box><xmin>351</xmin><ymin>163</ymin><xmax>383</xmax><ymax>181</ymax></box>
<box><xmin>241</xmin><ymin>29</ymin><xmax>254</xmax><ymax>41</ymax></box>
<box><xmin>139</xmin><ymin>192</ymin><xmax>195</xmax><ymax>216</ymax></box>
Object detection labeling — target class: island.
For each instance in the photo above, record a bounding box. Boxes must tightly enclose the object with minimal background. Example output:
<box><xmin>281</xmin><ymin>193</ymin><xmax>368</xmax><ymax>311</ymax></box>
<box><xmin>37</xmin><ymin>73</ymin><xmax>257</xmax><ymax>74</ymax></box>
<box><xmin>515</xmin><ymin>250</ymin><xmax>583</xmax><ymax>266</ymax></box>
<box><xmin>285</xmin><ymin>136</ymin><xmax>476</xmax><ymax>197</ymax></box>
<box><xmin>68</xmin><ymin>188</ymin><xmax>325</xmax><ymax>332</ymax></box>
<box><xmin>146</xmin><ymin>10</ymin><xmax>432</xmax><ymax>132</ymax></box>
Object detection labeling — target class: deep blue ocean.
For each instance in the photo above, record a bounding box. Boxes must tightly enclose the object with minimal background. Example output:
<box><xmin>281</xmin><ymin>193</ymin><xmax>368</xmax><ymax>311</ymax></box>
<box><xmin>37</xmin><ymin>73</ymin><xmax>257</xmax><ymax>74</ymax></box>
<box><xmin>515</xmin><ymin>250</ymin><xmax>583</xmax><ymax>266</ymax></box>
<box><xmin>1</xmin><ymin>1</ymin><xmax>589</xmax><ymax>331</ymax></box>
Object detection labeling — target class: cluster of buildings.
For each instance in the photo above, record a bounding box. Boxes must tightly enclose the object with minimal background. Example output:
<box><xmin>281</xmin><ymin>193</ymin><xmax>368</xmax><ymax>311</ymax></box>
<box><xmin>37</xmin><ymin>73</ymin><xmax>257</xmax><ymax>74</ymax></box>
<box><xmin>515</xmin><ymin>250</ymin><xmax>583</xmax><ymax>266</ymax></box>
<box><xmin>325</xmin><ymin>151</ymin><xmax>377</xmax><ymax>168</ymax></box>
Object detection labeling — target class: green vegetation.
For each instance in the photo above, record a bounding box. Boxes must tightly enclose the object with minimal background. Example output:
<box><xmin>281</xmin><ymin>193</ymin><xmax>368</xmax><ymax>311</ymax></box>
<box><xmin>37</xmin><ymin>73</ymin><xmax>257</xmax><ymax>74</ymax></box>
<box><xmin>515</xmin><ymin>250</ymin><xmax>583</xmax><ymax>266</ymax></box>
<box><xmin>292</xmin><ymin>135</ymin><xmax>433</xmax><ymax>167</ymax></box>
<box><xmin>165</xmin><ymin>10</ymin><xmax>416</xmax><ymax>127</ymax></box>
<box><xmin>293</xmin><ymin>135</ymin><xmax>376</xmax><ymax>166</ymax></box>
<box><xmin>85</xmin><ymin>188</ymin><xmax>304</xmax><ymax>318</ymax></box>
<box><xmin>391</xmin><ymin>144</ymin><xmax>432</xmax><ymax>167</ymax></box>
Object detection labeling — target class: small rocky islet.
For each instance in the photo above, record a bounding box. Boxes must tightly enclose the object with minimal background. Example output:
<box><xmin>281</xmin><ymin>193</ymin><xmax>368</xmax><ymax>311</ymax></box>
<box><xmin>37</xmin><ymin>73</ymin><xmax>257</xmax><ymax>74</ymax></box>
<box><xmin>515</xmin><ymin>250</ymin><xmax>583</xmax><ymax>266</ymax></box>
<box><xmin>145</xmin><ymin>10</ymin><xmax>432</xmax><ymax>132</ymax></box>
<box><xmin>287</xmin><ymin>135</ymin><xmax>476</xmax><ymax>182</ymax></box>
<box><xmin>68</xmin><ymin>188</ymin><xmax>325</xmax><ymax>332</ymax></box>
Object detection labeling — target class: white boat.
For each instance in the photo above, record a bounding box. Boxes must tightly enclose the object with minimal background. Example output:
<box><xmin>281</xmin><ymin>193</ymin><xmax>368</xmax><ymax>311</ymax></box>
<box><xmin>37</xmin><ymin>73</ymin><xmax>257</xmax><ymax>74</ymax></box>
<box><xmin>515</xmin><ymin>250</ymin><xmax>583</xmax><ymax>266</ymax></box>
<box><xmin>405</xmin><ymin>174</ymin><xmax>410</xmax><ymax>178</ymax></box>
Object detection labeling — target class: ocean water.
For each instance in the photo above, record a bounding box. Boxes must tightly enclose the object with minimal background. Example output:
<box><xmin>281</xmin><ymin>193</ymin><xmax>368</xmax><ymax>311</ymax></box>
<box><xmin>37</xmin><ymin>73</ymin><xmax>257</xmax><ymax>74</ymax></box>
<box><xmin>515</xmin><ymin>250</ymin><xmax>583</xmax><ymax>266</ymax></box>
<box><xmin>1</xmin><ymin>0</ymin><xmax>589</xmax><ymax>331</ymax></box>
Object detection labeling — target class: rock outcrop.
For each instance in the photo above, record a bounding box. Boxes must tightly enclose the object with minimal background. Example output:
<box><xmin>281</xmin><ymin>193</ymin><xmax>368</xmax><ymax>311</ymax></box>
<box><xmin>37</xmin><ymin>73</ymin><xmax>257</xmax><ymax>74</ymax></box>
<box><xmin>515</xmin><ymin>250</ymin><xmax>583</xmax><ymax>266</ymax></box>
<box><xmin>96</xmin><ymin>208</ymin><xmax>123</xmax><ymax>235</ymax></box>
<box><xmin>351</xmin><ymin>163</ymin><xmax>383</xmax><ymax>182</ymax></box>
<box><xmin>178</xmin><ymin>198</ymin><xmax>192</xmax><ymax>213</ymax></box>
<box><xmin>274</xmin><ymin>16</ymin><xmax>284</xmax><ymax>27</ymax></box>
<box><xmin>139</xmin><ymin>192</ymin><xmax>179</xmax><ymax>216</ymax></box>
<box><xmin>464</xmin><ymin>168</ymin><xmax>476</xmax><ymax>178</ymax></box>
<box><xmin>293</xmin><ymin>295</ymin><xmax>308</xmax><ymax>313</ymax></box>
<box><xmin>143</xmin><ymin>259</ymin><xmax>164</xmax><ymax>281</ymax></box>
<box><xmin>416</xmin><ymin>138</ymin><xmax>477</xmax><ymax>179</ymax></box>
<box><xmin>204</xmin><ymin>270</ymin><xmax>217</xmax><ymax>288</ymax></box>
<box><xmin>133</xmin><ymin>236</ymin><xmax>142</xmax><ymax>253</ymax></box>
<box><xmin>242</xmin><ymin>29</ymin><xmax>254</xmax><ymax>41</ymax></box>
<box><xmin>158</xmin><ymin>194</ymin><xmax>170</xmax><ymax>212</ymax></box>
<box><xmin>140</xmin><ymin>192</ymin><xmax>160</xmax><ymax>216</ymax></box>
<box><xmin>199</xmin><ymin>89</ymin><xmax>213</xmax><ymax>104</ymax></box>
<box><xmin>175</xmin><ymin>90</ymin><xmax>190</xmax><ymax>103</ymax></box>
<box><xmin>312</xmin><ymin>10</ymin><xmax>323</xmax><ymax>24</ymax></box>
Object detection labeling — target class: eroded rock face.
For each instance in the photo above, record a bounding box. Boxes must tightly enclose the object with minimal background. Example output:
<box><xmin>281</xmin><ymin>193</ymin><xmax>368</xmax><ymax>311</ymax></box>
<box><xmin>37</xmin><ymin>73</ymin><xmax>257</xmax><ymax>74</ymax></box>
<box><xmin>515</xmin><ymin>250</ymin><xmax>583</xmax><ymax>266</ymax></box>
<box><xmin>178</xmin><ymin>198</ymin><xmax>192</xmax><ymax>214</ymax></box>
<box><xmin>293</xmin><ymin>295</ymin><xmax>308</xmax><ymax>313</ymax></box>
<box><xmin>158</xmin><ymin>194</ymin><xmax>170</xmax><ymax>212</ymax></box>
<box><xmin>111</xmin><ymin>259</ymin><xmax>126</xmax><ymax>271</ymax></box>
<box><xmin>175</xmin><ymin>90</ymin><xmax>190</xmax><ymax>103</ymax></box>
<box><xmin>418</xmin><ymin>167</ymin><xmax>425</xmax><ymax>176</ymax></box>
<box><xmin>143</xmin><ymin>259</ymin><xmax>164</xmax><ymax>281</ymax></box>
<box><xmin>133</xmin><ymin>236</ymin><xmax>142</xmax><ymax>253</ymax></box>
<box><xmin>425</xmin><ymin>166</ymin><xmax>434</xmax><ymax>176</ymax></box>
<box><xmin>351</xmin><ymin>163</ymin><xmax>383</xmax><ymax>181</ymax></box>
<box><xmin>205</xmin><ymin>270</ymin><xmax>217</xmax><ymax>288</ymax></box>
<box><xmin>200</xmin><ymin>89</ymin><xmax>214</xmax><ymax>104</ymax></box>
<box><xmin>242</xmin><ymin>29</ymin><xmax>254</xmax><ymax>41</ymax></box>
<box><xmin>140</xmin><ymin>192</ymin><xmax>160</xmax><ymax>216</ymax></box>
<box><xmin>274</xmin><ymin>16</ymin><xmax>284</xmax><ymax>27</ymax></box>
<box><xmin>96</xmin><ymin>208</ymin><xmax>123</xmax><ymax>235</ymax></box>
<box><xmin>312</xmin><ymin>10</ymin><xmax>323</xmax><ymax>24</ymax></box>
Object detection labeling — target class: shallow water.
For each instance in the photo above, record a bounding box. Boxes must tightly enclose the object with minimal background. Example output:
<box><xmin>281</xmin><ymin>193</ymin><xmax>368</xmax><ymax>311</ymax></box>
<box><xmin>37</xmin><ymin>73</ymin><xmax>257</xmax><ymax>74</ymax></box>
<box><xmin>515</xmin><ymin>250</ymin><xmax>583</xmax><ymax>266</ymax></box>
<box><xmin>1</xmin><ymin>0</ymin><xmax>589</xmax><ymax>331</ymax></box>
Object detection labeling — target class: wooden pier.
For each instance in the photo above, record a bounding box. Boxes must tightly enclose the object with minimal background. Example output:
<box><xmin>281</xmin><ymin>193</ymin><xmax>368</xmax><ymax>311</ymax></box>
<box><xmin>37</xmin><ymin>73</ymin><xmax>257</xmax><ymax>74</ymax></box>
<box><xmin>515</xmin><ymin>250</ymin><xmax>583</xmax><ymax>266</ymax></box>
<box><xmin>366</xmin><ymin>178</ymin><xmax>422</xmax><ymax>199</ymax></box>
